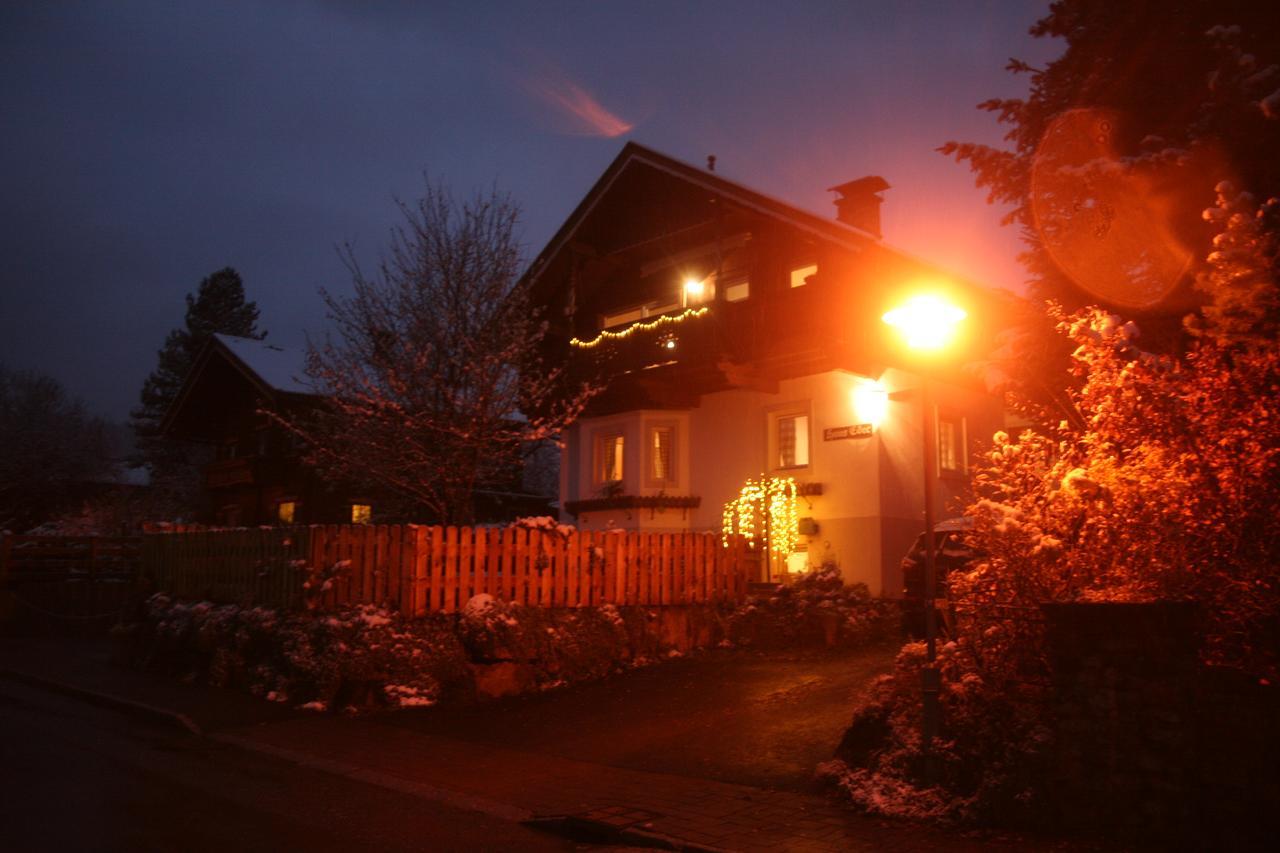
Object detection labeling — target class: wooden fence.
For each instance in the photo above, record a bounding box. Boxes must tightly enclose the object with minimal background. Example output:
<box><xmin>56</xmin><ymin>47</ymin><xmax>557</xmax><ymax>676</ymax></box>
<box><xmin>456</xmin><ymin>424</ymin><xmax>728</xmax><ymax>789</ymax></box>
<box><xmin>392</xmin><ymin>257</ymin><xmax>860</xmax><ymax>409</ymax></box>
<box><xmin>1</xmin><ymin>535</ymin><xmax>140</xmax><ymax>578</ymax></box>
<box><xmin>1</xmin><ymin>535</ymin><xmax>142</xmax><ymax>634</ymax></box>
<box><xmin>141</xmin><ymin>525</ymin><xmax>750</xmax><ymax>615</ymax></box>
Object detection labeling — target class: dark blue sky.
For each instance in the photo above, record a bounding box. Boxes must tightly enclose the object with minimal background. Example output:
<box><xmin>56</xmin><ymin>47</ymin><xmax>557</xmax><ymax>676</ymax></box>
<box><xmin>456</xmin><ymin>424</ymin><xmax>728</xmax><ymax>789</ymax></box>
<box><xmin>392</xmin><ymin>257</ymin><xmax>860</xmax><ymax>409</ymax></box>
<box><xmin>0</xmin><ymin>1</ymin><xmax>1059</xmax><ymax>421</ymax></box>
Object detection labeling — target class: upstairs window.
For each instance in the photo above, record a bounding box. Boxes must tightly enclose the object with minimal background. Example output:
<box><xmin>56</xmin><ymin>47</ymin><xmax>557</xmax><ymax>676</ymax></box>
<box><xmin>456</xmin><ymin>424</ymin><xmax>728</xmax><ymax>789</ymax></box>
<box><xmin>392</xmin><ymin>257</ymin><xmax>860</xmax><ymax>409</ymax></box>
<box><xmin>790</xmin><ymin>263</ymin><xmax>817</xmax><ymax>288</ymax></box>
<box><xmin>351</xmin><ymin>503</ymin><xmax>372</xmax><ymax>525</ymax></box>
<box><xmin>276</xmin><ymin>500</ymin><xmax>297</xmax><ymax>525</ymax></box>
<box><xmin>723</xmin><ymin>276</ymin><xmax>750</xmax><ymax>302</ymax></box>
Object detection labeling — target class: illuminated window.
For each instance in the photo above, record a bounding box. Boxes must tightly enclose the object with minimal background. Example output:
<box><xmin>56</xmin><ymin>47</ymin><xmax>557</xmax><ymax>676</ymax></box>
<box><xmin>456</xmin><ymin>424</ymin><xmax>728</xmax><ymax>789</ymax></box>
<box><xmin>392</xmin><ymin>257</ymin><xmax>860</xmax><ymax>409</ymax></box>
<box><xmin>351</xmin><ymin>503</ymin><xmax>372</xmax><ymax>524</ymax></box>
<box><xmin>723</xmin><ymin>276</ymin><xmax>750</xmax><ymax>302</ymax></box>
<box><xmin>594</xmin><ymin>433</ymin><xmax>625</xmax><ymax>484</ymax></box>
<box><xmin>647</xmin><ymin>424</ymin><xmax>675</xmax><ymax>486</ymax></box>
<box><xmin>790</xmin><ymin>263</ymin><xmax>817</xmax><ymax>288</ymax></box>
<box><xmin>772</xmin><ymin>411</ymin><xmax>810</xmax><ymax>469</ymax></box>
<box><xmin>937</xmin><ymin>415</ymin><xmax>967</xmax><ymax>474</ymax></box>
<box><xmin>276</xmin><ymin>501</ymin><xmax>296</xmax><ymax>525</ymax></box>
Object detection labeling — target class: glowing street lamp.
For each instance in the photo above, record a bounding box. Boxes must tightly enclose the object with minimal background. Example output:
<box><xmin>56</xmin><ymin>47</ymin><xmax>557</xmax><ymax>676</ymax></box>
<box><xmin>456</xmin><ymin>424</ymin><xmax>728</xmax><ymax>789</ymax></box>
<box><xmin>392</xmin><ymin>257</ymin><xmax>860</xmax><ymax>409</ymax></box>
<box><xmin>882</xmin><ymin>292</ymin><xmax>966</xmax><ymax>763</ymax></box>
<box><xmin>881</xmin><ymin>294</ymin><xmax>966</xmax><ymax>351</ymax></box>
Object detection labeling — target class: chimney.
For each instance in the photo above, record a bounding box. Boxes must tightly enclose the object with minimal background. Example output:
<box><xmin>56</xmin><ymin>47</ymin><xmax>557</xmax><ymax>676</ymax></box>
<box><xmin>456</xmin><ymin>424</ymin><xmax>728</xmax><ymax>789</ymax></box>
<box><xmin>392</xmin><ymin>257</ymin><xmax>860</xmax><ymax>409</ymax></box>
<box><xmin>827</xmin><ymin>176</ymin><xmax>890</xmax><ymax>238</ymax></box>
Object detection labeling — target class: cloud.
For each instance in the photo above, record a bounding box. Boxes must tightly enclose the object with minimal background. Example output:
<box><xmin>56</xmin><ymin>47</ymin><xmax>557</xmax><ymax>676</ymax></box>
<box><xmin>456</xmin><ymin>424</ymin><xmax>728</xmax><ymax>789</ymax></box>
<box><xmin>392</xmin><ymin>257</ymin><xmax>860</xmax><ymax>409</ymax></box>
<box><xmin>522</xmin><ymin>72</ymin><xmax>633</xmax><ymax>138</ymax></box>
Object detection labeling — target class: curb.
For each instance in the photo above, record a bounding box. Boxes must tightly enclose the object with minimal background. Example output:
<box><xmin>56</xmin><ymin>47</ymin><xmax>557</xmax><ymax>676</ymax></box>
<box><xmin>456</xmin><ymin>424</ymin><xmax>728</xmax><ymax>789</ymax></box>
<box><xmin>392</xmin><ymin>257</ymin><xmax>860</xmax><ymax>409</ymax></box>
<box><xmin>0</xmin><ymin>667</ymin><xmax>204</xmax><ymax>737</ymax></box>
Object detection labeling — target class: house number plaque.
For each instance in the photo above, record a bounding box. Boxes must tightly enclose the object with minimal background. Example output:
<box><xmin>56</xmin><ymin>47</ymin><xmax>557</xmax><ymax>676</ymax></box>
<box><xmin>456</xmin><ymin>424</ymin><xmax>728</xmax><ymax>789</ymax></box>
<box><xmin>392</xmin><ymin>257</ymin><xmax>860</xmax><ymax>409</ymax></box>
<box><xmin>823</xmin><ymin>424</ymin><xmax>873</xmax><ymax>441</ymax></box>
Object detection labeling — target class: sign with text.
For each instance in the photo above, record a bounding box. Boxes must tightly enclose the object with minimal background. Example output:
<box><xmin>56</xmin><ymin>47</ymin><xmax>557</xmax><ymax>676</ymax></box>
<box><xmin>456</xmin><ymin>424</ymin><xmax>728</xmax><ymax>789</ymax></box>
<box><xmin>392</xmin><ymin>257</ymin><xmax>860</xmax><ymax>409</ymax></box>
<box><xmin>823</xmin><ymin>423</ymin><xmax>873</xmax><ymax>441</ymax></box>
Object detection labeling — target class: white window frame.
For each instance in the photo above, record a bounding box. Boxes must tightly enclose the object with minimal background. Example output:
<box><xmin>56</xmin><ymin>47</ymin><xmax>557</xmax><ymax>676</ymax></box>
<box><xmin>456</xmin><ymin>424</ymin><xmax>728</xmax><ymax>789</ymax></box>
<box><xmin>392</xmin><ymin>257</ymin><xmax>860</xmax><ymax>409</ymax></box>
<box><xmin>768</xmin><ymin>404</ymin><xmax>812</xmax><ymax>472</ymax></box>
<box><xmin>644</xmin><ymin>421</ymin><xmax>678</xmax><ymax>488</ymax></box>
<box><xmin>593</xmin><ymin>430</ymin><xmax>626</xmax><ymax>486</ymax></box>
<box><xmin>936</xmin><ymin>412</ymin><xmax>968</xmax><ymax>476</ymax></box>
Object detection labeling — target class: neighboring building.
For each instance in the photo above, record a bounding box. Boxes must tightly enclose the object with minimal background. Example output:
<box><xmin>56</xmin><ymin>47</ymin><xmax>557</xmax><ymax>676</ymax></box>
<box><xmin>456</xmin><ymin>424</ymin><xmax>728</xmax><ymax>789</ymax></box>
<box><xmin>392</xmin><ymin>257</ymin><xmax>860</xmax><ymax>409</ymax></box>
<box><xmin>161</xmin><ymin>334</ymin><xmax>356</xmax><ymax>527</ymax></box>
<box><xmin>524</xmin><ymin>143</ymin><xmax>1009</xmax><ymax>596</ymax></box>
<box><xmin>163</xmin><ymin>334</ymin><xmax>552</xmax><ymax>526</ymax></box>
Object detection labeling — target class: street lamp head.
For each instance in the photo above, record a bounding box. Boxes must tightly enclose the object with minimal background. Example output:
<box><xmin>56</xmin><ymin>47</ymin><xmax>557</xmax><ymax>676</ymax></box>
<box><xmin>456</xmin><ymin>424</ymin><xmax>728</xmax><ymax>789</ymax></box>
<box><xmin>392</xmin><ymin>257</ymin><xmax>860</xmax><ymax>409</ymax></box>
<box><xmin>882</xmin><ymin>294</ymin><xmax>966</xmax><ymax>351</ymax></box>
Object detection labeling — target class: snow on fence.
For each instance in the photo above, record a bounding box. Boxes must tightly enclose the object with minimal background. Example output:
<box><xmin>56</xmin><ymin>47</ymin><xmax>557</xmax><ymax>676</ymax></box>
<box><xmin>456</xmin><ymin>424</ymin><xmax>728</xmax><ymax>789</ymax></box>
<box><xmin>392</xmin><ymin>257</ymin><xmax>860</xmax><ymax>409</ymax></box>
<box><xmin>141</xmin><ymin>525</ymin><xmax>750</xmax><ymax>615</ymax></box>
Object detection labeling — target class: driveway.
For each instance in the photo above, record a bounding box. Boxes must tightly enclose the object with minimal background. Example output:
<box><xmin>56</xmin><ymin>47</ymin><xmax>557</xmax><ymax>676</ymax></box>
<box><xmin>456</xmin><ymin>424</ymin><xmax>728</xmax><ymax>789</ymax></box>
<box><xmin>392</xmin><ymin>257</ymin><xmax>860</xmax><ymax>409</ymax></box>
<box><xmin>378</xmin><ymin>641</ymin><xmax>900</xmax><ymax>793</ymax></box>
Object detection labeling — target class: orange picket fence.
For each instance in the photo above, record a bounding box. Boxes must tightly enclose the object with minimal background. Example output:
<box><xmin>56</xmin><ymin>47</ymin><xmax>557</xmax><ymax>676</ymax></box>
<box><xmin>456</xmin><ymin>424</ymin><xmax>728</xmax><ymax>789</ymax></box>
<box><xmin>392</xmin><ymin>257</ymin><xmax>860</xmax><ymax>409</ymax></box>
<box><xmin>141</xmin><ymin>525</ymin><xmax>750</xmax><ymax>614</ymax></box>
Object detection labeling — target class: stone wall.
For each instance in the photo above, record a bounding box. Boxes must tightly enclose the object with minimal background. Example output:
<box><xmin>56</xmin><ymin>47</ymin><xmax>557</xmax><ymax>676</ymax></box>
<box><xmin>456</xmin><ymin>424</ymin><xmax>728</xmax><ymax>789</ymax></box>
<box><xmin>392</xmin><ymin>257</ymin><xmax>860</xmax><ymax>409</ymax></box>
<box><xmin>1043</xmin><ymin>602</ymin><xmax>1279</xmax><ymax>847</ymax></box>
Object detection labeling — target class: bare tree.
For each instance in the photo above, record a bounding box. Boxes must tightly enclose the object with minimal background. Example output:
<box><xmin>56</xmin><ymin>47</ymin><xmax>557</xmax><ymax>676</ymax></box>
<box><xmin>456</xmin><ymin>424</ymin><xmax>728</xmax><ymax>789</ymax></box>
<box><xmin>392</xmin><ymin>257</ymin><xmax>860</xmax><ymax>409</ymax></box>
<box><xmin>0</xmin><ymin>365</ymin><xmax>115</xmax><ymax>531</ymax></box>
<box><xmin>281</xmin><ymin>181</ymin><xmax>593</xmax><ymax>524</ymax></box>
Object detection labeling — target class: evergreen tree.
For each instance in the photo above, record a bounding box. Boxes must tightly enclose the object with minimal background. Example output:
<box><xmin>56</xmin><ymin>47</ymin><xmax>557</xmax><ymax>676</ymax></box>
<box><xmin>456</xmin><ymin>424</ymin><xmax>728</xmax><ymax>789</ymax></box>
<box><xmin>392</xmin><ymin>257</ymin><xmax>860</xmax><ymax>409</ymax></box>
<box><xmin>941</xmin><ymin>0</ymin><xmax>1279</xmax><ymax>311</ymax></box>
<box><xmin>130</xmin><ymin>267</ymin><xmax>264</xmax><ymax>509</ymax></box>
<box><xmin>940</xmin><ymin>0</ymin><xmax>1280</xmax><ymax>421</ymax></box>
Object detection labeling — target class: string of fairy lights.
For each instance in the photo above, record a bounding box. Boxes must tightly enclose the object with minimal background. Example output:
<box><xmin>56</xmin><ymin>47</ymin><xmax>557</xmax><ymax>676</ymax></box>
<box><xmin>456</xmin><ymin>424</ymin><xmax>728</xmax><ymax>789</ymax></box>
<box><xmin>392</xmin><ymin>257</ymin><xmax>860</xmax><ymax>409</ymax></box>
<box><xmin>570</xmin><ymin>307</ymin><xmax>710</xmax><ymax>349</ymax></box>
<box><xmin>721</xmin><ymin>475</ymin><xmax>800</xmax><ymax>557</ymax></box>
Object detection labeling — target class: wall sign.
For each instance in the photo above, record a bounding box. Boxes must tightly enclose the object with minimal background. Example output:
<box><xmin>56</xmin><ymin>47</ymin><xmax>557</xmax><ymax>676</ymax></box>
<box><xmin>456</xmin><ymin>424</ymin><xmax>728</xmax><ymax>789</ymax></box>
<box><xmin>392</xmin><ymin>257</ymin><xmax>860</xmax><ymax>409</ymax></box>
<box><xmin>823</xmin><ymin>423</ymin><xmax>873</xmax><ymax>441</ymax></box>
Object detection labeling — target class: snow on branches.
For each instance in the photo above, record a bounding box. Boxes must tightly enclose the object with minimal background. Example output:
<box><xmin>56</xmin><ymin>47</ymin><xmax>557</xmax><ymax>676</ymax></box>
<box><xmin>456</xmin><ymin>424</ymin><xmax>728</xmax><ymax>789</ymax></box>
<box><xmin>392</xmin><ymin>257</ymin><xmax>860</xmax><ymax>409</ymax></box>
<box><xmin>274</xmin><ymin>181</ymin><xmax>597</xmax><ymax>524</ymax></box>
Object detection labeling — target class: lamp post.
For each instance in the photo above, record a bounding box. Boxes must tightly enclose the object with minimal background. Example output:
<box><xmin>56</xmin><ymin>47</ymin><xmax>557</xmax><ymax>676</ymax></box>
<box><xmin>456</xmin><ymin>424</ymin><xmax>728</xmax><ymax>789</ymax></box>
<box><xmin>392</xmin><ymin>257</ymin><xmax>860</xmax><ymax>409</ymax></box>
<box><xmin>882</xmin><ymin>294</ymin><xmax>966</xmax><ymax>761</ymax></box>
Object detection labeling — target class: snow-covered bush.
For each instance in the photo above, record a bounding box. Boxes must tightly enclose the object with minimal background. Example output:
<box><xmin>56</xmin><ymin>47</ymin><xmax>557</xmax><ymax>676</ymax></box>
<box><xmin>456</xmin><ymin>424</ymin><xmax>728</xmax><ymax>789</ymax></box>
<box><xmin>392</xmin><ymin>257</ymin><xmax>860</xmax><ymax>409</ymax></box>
<box><xmin>727</xmin><ymin>566</ymin><xmax>896</xmax><ymax>649</ymax></box>
<box><xmin>138</xmin><ymin>593</ymin><xmax>468</xmax><ymax>710</ymax></box>
<box><xmin>829</xmin><ymin>299</ymin><xmax>1280</xmax><ymax>826</ymax></box>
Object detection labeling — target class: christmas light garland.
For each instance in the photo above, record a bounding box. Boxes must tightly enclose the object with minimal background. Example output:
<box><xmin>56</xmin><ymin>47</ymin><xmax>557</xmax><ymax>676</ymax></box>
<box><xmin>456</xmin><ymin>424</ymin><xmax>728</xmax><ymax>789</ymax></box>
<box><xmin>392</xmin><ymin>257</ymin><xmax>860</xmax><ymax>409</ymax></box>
<box><xmin>570</xmin><ymin>307</ymin><xmax>710</xmax><ymax>349</ymax></box>
<box><xmin>721</xmin><ymin>475</ymin><xmax>799</xmax><ymax>557</ymax></box>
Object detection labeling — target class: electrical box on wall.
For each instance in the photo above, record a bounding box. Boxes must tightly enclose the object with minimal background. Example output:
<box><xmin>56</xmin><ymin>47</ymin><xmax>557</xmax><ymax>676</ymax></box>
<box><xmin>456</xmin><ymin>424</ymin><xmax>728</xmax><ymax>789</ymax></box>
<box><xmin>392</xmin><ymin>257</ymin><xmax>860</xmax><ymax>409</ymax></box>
<box><xmin>798</xmin><ymin>517</ymin><xmax>819</xmax><ymax>536</ymax></box>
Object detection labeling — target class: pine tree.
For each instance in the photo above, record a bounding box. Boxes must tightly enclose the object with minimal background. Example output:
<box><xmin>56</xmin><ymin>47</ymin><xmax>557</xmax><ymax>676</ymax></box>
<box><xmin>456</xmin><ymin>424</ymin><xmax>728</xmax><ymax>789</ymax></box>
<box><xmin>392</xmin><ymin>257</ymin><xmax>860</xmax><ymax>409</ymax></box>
<box><xmin>130</xmin><ymin>267</ymin><xmax>264</xmax><ymax>509</ymax></box>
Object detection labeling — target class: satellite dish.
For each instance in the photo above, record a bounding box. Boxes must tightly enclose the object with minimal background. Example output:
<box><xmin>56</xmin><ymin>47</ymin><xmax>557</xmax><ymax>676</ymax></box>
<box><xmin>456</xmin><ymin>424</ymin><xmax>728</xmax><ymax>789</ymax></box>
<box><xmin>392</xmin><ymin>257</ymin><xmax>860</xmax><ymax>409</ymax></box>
<box><xmin>1030</xmin><ymin>108</ymin><xmax>1194</xmax><ymax>310</ymax></box>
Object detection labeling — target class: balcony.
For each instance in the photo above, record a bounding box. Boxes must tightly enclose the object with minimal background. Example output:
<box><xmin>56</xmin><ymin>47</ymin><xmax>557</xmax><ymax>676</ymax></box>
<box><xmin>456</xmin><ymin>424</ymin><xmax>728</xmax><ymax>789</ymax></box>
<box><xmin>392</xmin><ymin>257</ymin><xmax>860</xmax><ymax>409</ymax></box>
<box><xmin>205</xmin><ymin>457</ymin><xmax>255</xmax><ymax>489</ymax></box>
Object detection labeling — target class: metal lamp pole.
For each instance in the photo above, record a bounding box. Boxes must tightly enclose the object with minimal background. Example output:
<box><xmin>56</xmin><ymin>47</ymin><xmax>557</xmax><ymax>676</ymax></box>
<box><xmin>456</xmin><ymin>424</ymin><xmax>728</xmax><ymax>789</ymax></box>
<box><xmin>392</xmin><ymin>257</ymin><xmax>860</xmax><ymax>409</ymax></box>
<box><xmin>920</xmin><ymin>375</ymin><xmax>940</xmax><ymax>755</ymax></box>
<box><xmin>881</xmin><ymin>293</ymin><xmax>965</xmax><ymax>774</ymax></box>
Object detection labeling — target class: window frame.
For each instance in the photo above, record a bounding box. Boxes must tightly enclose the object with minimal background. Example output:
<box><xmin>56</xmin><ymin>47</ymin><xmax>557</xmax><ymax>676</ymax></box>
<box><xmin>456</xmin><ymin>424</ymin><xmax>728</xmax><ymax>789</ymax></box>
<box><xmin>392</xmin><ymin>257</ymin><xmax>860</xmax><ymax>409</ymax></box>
<box><xmin>592</xmin><ymin>430</ymin><xmax>626</xmax><ymax>487</ymax></box>
<box><xmin>767</xmin><ymin>404</ymin><xmax>812</xmax><ymax>472</ymax></box>
<box><xmin>935</xmin><ymin>411</ymin><xmax>968</xmax><ymax>476</ymax></box>
<box><xmin>644</xmin><ymin>421</ymin><xmax>679</xmax><ymax>488</ymax></box>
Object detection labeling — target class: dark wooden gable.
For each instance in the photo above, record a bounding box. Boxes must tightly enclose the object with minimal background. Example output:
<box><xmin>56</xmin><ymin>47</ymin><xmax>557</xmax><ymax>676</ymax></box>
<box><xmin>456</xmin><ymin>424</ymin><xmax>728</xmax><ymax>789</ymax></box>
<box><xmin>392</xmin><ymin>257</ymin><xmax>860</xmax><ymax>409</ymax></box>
<box><xmin>525</xmin><ymin>143</ymin><xmax>1005</xmax><ymax>415</ymax></box>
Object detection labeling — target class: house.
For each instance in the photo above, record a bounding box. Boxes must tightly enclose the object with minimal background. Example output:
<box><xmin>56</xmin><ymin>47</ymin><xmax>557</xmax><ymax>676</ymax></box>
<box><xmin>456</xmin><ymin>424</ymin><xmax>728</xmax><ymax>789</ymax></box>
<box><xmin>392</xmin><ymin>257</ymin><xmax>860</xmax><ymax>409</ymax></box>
<box><xmin>163</xmin><ymin>334</ymin><xmax>553</xmax><ymax>526</ymax></box>
<box><xmin>524</xmin><ymin>143</ymin><xmax>1009</xmax><ymax>596</ymax></box>
<box><xmin>160</xmin><ymin>334</ymin><xmax>354</xmax><ymax>527</ymax></box>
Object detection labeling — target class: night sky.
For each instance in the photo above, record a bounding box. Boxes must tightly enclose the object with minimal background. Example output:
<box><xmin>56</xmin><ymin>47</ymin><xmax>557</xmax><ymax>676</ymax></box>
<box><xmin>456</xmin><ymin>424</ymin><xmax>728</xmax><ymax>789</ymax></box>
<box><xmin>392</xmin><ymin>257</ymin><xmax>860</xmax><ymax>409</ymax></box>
<box><xmin>0</xmin><ymin>1</ymin><xmax>1059</xmax><ymax>422</ymax></box>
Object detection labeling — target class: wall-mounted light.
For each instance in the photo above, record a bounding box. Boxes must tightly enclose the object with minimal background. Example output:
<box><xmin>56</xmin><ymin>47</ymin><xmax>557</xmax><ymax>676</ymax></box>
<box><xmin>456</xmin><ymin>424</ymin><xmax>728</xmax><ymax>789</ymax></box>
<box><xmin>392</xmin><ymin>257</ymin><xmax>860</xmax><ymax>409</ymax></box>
<box><xmin>683</xmin><ymin>277</ymin><xmax>708</xmax><ymax>305</ymax></box>
<box><xmin>661</xmin><ymin>334</ymin><xmax>678</xmax><ymax>351</ymax></box>
<box><xmin>852</xmin><ymin>380</ymin><xmax>888</xmax><ymax>429</ymax></box>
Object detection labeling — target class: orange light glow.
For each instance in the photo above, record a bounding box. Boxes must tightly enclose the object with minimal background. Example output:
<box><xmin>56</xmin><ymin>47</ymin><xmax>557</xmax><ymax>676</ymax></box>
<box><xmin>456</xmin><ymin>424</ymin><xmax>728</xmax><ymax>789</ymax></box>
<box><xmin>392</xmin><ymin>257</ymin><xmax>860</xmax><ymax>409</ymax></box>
<box><xmin>882</xmin><ymin>294</ymin><xmax>966</xmax><ymax>351</ymax></box>
<box><xmin>683</xmin><ymin>277</ymin><xmax>706</xmax><ymax>301</ymax></box>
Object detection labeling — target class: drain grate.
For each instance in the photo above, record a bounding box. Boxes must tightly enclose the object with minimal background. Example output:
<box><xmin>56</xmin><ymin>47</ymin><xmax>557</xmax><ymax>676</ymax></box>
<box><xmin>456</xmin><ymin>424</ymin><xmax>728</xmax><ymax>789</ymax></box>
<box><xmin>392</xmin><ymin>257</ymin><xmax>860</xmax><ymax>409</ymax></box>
<box><xmin>524</xmin><ymin>807</ymin><xmax>725</xmax><ymax>851</ymax></box>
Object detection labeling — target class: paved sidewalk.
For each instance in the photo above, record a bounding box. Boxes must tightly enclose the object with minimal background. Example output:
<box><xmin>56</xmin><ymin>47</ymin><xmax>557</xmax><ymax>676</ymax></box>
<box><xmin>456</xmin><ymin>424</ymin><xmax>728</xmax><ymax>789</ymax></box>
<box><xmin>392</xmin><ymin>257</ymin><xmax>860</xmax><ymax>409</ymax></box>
<box><xmin>216</xmin><ymin>713</ymin><xmax>1046</xmax><ymax>852</ymax></box>
<box><xmin>0</xmin><ymin>638</ymin><xmax>1073</xmax><ymax>852</ymax></box>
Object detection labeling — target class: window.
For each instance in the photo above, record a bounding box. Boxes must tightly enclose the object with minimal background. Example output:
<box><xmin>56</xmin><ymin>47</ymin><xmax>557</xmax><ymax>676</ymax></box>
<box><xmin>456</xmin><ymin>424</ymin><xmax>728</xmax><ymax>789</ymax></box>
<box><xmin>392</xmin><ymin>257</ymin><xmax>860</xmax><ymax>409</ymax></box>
<box><xmin>276</xmin><ymin>501</ymin><xmax>297</xmax><ymax>525</ymax></box>
<box><xmin>351</xmin><ymin>503</ymin><xmax>372</xmax><ymax>524</ymax></box>
<box><xmin>937</xmin><ymin>415</ymin><xmax>967</xmax><ymax>475</ymax></box>
<box><xmin>790</xmin><ymin>263</ymin><xmax>817</xmax><ymax>288</ymax></box>
<box><xmin>594</xmin><ymin>432</ymin><xmax>625</xmax><ymax>484</ymax></box>
<box><xmin>647</xmin><ymin>424</ymin><xmax>675</xmax><ymax>486</ymax></box>
<box><xmin>773</xmin><ymin>411</ymin><xmax>810</xmax><ymax>469</ymax></box>
<box><xmin>723</xmin><ymin>276</ymin><xmax>750</xmax><ymax>302</ymax></box>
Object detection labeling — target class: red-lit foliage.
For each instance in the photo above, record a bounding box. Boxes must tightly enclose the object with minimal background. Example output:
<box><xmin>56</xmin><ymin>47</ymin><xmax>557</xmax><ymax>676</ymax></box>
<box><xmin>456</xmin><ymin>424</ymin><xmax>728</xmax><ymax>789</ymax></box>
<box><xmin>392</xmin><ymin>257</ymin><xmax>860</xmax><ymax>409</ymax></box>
<box><xmin>827</xmin><ymin>188</ymin><xmax>1280</xmax><ymax>825</ymax></box>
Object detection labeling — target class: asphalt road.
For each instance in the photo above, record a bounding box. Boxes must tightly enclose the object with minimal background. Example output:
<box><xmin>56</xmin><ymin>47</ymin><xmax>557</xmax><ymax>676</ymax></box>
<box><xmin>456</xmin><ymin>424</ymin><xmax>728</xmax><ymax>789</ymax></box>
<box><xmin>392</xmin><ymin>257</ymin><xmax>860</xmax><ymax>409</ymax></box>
<box><xmin>379</xmin><ymin>642</ymin><xmax>900</xmax><ymax>793</ymax></box>
<box><xmin>0</xmin><ymin>678</ymin><xmax>575</xmax><ymax>853</ymax></box>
